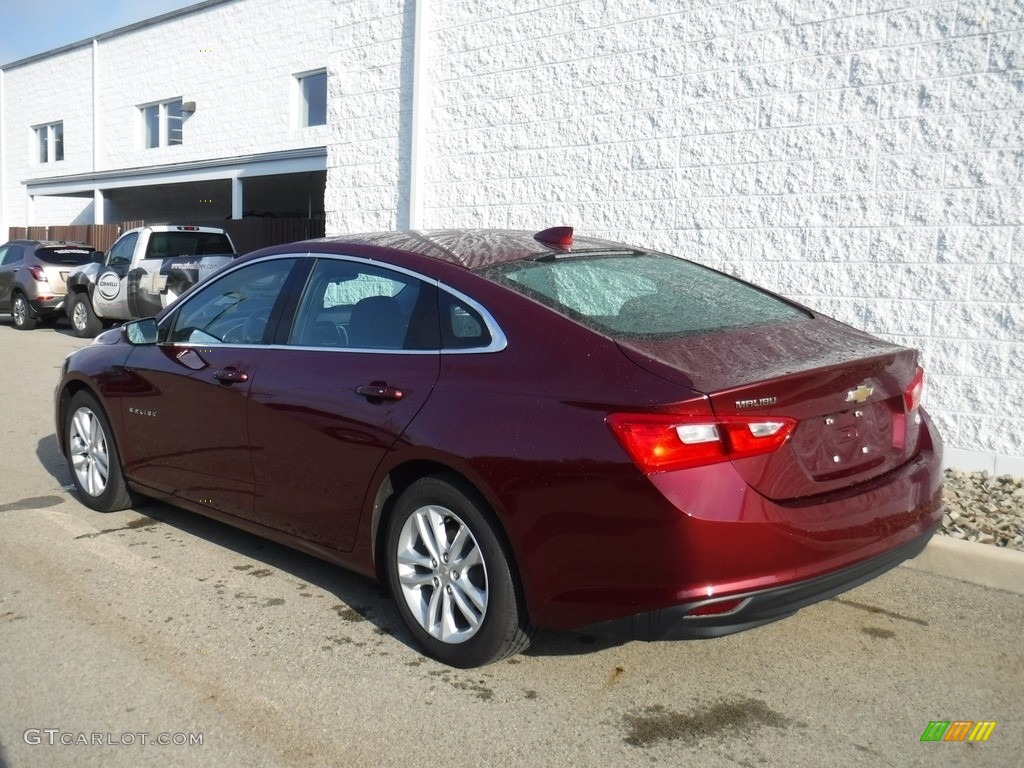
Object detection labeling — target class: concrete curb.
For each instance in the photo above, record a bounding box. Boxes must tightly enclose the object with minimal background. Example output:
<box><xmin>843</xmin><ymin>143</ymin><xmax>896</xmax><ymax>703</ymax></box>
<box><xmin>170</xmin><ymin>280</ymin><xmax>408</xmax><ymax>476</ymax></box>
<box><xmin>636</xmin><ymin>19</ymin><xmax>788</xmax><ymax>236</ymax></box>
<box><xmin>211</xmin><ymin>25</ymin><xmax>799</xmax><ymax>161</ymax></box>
<box><xmin>901</xmin><ymin>534</ymin><xmax>1024</xmax><ymax>596</ymax></box>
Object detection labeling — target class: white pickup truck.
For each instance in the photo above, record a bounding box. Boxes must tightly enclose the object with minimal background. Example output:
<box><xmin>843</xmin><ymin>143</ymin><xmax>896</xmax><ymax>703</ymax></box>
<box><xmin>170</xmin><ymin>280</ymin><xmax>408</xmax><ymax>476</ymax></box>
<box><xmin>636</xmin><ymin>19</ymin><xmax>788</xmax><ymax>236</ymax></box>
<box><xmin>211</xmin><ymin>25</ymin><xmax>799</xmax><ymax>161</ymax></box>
<box><xmin>65</xmin><ymin>225</ymin><xmax>237</xmax><ymax>337</ymax></box>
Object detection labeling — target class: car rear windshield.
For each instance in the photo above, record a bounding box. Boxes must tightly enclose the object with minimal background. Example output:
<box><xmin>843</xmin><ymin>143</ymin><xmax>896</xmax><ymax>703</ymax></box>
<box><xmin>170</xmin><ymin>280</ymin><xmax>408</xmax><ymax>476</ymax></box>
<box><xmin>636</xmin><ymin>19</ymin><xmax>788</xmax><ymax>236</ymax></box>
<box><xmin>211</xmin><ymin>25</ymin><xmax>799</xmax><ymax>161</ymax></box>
<box><xmin>37</xmin><ymin>246</ymin><xmax>95</xmax><ymax>265</ymax></box>
<box><xmin>479</xmin><ymin>251</ymin><xmax>810</xmax><ymax>339</ymax></box>
<box><xmin>146</xmin><ymin>232</ymin><xmax>234</xmax><ymax>259</ymax></box>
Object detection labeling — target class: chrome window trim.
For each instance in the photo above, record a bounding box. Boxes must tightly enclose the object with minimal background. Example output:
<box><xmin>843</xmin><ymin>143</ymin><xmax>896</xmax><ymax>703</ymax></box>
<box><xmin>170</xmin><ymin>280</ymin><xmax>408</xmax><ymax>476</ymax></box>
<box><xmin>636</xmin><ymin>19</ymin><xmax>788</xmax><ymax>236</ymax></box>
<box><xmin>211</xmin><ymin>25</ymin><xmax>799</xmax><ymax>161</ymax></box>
<box><xmin>158</xmin><ymin>251</ymin><xmax>508</xmax><ymax>355</ymax></box>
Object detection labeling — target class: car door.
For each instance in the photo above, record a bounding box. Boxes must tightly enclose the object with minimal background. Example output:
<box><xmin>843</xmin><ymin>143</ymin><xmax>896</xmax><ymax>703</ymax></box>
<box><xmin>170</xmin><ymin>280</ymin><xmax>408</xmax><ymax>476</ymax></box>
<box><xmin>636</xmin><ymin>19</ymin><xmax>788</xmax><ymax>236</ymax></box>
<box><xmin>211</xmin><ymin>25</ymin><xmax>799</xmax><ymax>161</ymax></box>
<box><xmin>247</xmin><ymin>256</ymin><xmax>441</xmax><ymax>552</ymax></box>
<box><xmin>93</xmin><ymin>232</ymin><xmax>139</xmax><ymax>319</ymax></box>
<box><xmin>0</xmin><ymin>245</ymin><xmax>25</xmax><ymax>310</ymax></box>
<box><xmin>118</xmin><ymin>256</ymin><xmax>299</xmax><ymax>521</ymax></box>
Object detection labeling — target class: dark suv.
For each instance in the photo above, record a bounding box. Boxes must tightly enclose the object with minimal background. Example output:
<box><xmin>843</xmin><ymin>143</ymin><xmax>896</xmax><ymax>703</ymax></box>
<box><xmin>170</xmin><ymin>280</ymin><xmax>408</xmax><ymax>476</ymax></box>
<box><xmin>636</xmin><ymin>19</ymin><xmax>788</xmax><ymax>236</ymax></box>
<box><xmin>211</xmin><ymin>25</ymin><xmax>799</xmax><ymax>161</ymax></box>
<box><xmin>0</xmin><ymin>240</ymin><xmax>97</xmax><ymax>330</ymax></box>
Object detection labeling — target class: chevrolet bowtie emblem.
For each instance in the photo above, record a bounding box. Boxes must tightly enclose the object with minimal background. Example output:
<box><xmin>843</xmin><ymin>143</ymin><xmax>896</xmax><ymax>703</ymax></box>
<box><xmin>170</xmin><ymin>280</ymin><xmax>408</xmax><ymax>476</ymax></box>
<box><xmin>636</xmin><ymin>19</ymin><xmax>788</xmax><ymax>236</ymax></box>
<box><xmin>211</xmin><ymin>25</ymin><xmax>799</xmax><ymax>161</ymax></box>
<box><xmin>846</xmin><ymin>384</ymin><xmax>874</xmax><ymax>404</ymax></box>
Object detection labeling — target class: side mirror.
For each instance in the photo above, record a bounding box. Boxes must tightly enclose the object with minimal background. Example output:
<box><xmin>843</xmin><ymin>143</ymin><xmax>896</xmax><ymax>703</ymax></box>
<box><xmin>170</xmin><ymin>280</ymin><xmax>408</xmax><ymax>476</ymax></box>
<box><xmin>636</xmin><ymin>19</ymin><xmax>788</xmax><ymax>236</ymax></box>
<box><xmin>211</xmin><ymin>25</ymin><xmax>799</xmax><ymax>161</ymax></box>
<box><xmin>123</xmin><ymin>317</ymin><xmax>159</xmax><ymax>345</ymax></box>
<box><xmin>92</xmin><ymin>251</ymin><xmax>105</xmax><ymax>263</ymax></box>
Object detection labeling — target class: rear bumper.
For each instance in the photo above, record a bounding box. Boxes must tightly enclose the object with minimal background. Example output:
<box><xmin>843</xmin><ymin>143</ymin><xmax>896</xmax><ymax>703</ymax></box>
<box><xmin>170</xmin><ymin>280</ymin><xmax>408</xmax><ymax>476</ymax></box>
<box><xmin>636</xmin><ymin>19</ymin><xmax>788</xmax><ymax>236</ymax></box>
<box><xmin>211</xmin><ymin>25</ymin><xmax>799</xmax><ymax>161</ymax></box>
<box><xmin>29</xmin><ymin>296</ymin><xmax>64</xmax><ymax>315</ymax></box>
<box><xmin>583</xmin><ymin>521</ymin><xmax>939</xmax><ymax>641</ymax></box>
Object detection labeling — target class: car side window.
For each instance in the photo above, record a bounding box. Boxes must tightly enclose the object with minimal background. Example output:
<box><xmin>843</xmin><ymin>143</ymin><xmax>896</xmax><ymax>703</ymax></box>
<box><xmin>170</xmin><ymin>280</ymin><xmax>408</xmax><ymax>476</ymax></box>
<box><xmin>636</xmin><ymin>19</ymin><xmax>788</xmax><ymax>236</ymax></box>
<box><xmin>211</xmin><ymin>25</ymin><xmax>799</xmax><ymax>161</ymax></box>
<box><xmin>289</xmin><ymin>259</ymin><xmax>440</xmax><ymax>350</ymax></box>
<box><xmin>105</xmin><ymin>233</ymin><xmax>139</xmax><ymax>267</ymax></box>
<box><xmin>440</xmin><ymin>291</ymin><xmax>492</xmax><ymax>350</ymax></box>
<box><xmin>168</xmin><ymin>258</ymin><xmax>296</xmax><ymax>345</ymax></box>
<box><xmin>0</xmin><ymin>245</ymin><xmax>24</xmax><ymax>266</ymax></box>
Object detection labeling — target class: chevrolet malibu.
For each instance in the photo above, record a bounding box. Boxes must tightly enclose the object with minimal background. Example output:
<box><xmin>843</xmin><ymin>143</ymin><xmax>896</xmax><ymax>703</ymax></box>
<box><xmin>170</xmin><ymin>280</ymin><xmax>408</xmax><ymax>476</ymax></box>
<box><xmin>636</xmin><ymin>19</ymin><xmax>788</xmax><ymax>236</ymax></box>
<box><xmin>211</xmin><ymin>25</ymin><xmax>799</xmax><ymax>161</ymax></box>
<box><xmin>55</xmin><ymin>228</ymin><xmax>943</xmax><ymax>667</ymax></box>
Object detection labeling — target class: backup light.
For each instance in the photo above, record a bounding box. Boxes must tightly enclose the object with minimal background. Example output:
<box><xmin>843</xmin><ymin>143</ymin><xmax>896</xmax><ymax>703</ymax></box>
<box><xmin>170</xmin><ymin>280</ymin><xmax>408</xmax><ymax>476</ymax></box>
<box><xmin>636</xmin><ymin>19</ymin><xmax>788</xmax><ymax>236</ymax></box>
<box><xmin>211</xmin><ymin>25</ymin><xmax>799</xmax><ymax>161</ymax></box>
<box><xmin>675</xmin><ymin>424</ymin><xmax>720</xmax><ymax>444</ymax></box>
<box><xmin>747</xmin><ymin>421</ymin><xmax>787</xmax><ymax>438</ymax></box>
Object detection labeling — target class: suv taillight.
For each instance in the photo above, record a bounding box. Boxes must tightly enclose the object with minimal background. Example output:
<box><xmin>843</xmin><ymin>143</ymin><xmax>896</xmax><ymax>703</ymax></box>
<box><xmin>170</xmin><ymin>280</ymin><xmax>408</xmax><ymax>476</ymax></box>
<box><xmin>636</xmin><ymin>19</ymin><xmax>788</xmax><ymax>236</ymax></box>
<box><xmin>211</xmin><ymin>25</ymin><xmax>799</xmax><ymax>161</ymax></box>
<box><xmin>607</xmin><ymin>409</ymin><xmax>796</xmax><ymax>474</ymax></box>
<box><xmin>27</xmin><ymin>265</ymin><xmax>47</xmax><ymax>282</ymax></box>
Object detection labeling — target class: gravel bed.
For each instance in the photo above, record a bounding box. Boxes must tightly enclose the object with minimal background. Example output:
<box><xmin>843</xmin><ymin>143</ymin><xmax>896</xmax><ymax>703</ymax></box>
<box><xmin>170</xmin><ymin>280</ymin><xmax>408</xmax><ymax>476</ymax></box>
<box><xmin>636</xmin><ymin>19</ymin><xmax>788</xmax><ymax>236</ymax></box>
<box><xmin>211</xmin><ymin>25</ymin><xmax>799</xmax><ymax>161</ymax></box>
<box><xmin>941</xmin><ymin>469</ymin><xmax>1024</xmax><ymax>551</ymax></box>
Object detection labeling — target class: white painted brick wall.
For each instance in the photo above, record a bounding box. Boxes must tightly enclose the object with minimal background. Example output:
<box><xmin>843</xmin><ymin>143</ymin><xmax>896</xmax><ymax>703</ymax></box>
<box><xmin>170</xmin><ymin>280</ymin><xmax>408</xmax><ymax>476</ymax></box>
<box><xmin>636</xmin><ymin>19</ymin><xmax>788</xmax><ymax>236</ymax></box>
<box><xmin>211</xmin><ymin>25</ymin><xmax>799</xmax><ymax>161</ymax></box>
<box><xmin>326</xmin><ymin>0</ymin><xmax>413</xmax><ymax>232</ymax></box>
<box><xmin>415</xmin><ymin>0</ymin><xmax>1023</xmax><ymax>471</ymax></box>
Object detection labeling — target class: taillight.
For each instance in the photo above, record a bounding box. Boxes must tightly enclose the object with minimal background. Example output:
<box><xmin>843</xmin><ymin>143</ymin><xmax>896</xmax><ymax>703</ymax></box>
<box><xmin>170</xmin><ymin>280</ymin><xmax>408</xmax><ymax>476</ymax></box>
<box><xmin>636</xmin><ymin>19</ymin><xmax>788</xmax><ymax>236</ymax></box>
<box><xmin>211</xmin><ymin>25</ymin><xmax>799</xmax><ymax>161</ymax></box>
<box><xmin>27</xmin><ymin>265</ymin><xmax>47</xmax><ymax>282</ymax></box>
<box><xmin>904</xmin><ymin>366</ymin><xmax>925</xmax><ymax>412</ymax></box>
<box><xmin>607</xmin><ymin>410</ymin><xmax>796</xmax><ymax>474</ymax></box>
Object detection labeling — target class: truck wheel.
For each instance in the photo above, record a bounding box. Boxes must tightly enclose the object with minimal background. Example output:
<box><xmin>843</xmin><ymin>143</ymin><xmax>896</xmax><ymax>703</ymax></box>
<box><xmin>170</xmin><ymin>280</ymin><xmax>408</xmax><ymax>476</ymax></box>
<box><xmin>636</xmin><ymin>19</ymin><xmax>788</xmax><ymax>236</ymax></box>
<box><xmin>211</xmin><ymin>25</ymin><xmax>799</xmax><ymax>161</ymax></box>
<box><xmin>71</xmin><ymin>294</ymin><xmax>102</xmax><ymax>338</ymax></box>
<box><xmin>12</xmin><ymin>293</ymin><xmax>37</xmax><ymax>330</ymax></box>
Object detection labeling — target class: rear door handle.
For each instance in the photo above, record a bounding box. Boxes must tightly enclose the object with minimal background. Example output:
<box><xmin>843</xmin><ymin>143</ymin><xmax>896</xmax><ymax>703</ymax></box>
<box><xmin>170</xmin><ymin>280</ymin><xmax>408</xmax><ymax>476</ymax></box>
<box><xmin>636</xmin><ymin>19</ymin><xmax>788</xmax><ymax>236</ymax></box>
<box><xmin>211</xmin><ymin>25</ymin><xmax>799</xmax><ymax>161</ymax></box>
<box><xmin>357</xmin><ymin>383</ymin><xmax>404</xmax><ymax>401</ymax></box>
<box><xmin>214</xmin><ymin>367</ymin><xmax>249</xmax><ymax>384</ymax></box>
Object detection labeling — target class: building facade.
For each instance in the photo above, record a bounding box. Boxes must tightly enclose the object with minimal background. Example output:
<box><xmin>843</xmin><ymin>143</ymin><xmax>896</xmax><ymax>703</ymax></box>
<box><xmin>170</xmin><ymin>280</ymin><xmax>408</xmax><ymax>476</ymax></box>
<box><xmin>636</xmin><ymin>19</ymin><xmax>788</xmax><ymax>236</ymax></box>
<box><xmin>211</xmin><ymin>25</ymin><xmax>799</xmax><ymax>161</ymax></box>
<box><xmin>2</xmin><ymin>0</ymin><xmax>1022</xmax><ymax>473</ymax></box>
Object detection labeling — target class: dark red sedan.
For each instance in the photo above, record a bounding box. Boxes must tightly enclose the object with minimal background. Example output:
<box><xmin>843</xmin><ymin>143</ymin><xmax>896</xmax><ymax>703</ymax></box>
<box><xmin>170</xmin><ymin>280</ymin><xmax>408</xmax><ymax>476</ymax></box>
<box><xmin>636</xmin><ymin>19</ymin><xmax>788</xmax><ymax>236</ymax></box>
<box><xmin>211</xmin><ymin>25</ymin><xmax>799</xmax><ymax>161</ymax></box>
<box><xmin>55</xmin><ymin>228</ymin><xmax>943</xmax><ymax>667</ymax></box>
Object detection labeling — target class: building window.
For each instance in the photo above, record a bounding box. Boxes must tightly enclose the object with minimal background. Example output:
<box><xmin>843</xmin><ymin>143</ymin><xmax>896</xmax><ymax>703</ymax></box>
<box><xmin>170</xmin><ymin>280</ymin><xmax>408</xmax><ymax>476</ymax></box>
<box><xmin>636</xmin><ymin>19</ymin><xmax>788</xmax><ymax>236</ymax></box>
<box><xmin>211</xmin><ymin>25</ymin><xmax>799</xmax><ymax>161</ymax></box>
<box><xmin>35</xmin><ymin>122</ymin><xmax>64</xmax><ymax>163</ymax></box>
<box><xmin>298</xmin><ymin>70</ymin><xmax>327</xmax><ymax>127</ymax></box>
<box><xmin>141</xmin><ymin>99</ymin><xmax>184</xmax><ymax>148</ymax></box>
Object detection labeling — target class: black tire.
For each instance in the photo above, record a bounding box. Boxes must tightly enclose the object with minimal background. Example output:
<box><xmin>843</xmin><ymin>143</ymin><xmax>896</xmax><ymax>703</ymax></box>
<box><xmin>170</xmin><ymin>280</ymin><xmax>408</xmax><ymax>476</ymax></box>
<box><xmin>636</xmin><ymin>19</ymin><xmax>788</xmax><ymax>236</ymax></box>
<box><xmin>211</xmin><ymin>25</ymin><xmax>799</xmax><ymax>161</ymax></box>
<box><xmin>12</xmin><ymin>293</ymin><xmax>36</xmax><ymax>330</ymax></box>
<box><xmin>385</xmin><ymin>476</ymin><xmax>533</xmax><ymax>667</ymax></box>
<box><xmin>70</xmin><ymin>293</ymin><xmax>102</xmax><ymax>338</ymax></box>
<box><xmin>64</xmin><ymin>391</ymin><xmax>137</xmax><ymax>512</ymax></box>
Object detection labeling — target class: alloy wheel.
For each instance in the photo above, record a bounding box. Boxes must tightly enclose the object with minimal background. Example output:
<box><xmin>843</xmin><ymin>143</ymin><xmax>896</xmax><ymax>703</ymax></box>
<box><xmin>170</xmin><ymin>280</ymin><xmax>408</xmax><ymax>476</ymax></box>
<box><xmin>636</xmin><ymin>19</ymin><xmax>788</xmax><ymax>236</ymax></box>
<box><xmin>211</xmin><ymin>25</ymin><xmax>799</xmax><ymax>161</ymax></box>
<box><xmin>72</xmin><ymin>301</ymin><xmax>89</xmax><ymax>333</ymax></box>
<box><xmin>394</xmin><ymin>505</ymin><xmax>488</xmax><ymax>644</ymax></box>
<box><xmin>69</xmin><ymin>407</ymin><xmax>110</xmax><ymax>497</ymax></box>
<box><xmin>13</xmin><ymin>296</ymin><xmax>27</xmax><ymax>326</ymax></box>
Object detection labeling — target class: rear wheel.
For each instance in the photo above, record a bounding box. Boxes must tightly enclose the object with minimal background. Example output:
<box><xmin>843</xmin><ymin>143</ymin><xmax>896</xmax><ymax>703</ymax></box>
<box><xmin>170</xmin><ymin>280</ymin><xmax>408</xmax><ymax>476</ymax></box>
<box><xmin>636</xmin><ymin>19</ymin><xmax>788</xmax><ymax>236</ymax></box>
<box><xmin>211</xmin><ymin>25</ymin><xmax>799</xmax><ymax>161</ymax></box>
<box><xmin>64</xmin><ymin>391</ymin><xmax>136</xmax><ymax>512</ymax></box>
<box><xmin>70</xmin><ymin>294</ymin><xmax>102</xmax><ymax>338</ymax></box>
<box><xmin>385</xmin><ymin>476</ymin><xmax>533</xmax><ymax>667</ymax></box>
<box><xmin>12</xmin><ymin>293</ymin><xmax>36</xmax><ymax>330</ymax></box>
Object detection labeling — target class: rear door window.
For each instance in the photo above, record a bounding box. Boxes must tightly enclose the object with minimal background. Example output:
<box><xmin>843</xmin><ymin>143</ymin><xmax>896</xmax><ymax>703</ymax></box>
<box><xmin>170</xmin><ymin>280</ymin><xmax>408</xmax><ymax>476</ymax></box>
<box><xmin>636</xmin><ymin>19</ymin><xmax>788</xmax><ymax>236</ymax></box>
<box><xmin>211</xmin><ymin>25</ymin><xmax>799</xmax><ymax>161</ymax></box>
<box><xmin>1</xmin><ymin>245</ymin><xmax>24</xmax><ymax>265</ymax></box>
<box><xmin>289</xmin><ymin>258</ymin><xmax>440</xmax><ymax>350</ymax></box>
<box><xmin>480</xmin><ymin>252</ymin><xmax>809</xmax><ymax>339</ymax></box>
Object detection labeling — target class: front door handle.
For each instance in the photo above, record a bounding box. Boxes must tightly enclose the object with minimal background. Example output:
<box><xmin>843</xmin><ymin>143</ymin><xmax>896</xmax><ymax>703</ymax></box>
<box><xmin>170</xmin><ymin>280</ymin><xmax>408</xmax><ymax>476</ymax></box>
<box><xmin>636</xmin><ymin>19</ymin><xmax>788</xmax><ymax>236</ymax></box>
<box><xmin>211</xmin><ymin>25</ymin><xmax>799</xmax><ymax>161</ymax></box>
<box><xmin>214</xmin><ymin>367</ymin><xmax>249</xmax><ymax>384</ymax></box>
<box><xmin>357</xmin><ymin>383</ymin><xmax>404</xmax><ymax>401</ymax></box>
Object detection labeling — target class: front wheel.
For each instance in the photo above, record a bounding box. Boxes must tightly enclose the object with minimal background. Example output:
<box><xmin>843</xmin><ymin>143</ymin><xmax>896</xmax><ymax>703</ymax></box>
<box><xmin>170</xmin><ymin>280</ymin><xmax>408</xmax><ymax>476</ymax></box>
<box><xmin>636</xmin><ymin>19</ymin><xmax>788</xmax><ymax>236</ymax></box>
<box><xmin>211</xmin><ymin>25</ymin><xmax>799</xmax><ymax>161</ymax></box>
<box><xmin>64</xmin><ymin>391</ymin><xmax>136</xmax><ymax>512</ymax></box>
<box><xmin>385</xmin><ymin>476</ymin><xmax>533</xmax><ymax>667</ymax></box>
<box><xmin>12</xmin><ymin>293</ymin><xmax>36</xmax><ymax>330</ymax></box>
<box><xmin>70</xmin><ymin>294</ymin><xmax>102</xmax><ymax>338</ymax></box>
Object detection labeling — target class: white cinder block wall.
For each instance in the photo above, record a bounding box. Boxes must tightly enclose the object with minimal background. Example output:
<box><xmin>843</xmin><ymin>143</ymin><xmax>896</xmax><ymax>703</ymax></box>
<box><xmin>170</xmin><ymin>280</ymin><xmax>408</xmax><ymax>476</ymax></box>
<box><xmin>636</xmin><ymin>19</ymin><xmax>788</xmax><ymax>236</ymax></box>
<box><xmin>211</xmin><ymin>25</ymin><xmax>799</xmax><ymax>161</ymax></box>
<box><xmin>327</xmin><ymin>0</ymin><xmax>415</xmax><ymax>231</ymax></box>
<box><xmin>328</xmin><ymin>0</ymin><xmax>1022</xmax><ymax>472</ymax></box>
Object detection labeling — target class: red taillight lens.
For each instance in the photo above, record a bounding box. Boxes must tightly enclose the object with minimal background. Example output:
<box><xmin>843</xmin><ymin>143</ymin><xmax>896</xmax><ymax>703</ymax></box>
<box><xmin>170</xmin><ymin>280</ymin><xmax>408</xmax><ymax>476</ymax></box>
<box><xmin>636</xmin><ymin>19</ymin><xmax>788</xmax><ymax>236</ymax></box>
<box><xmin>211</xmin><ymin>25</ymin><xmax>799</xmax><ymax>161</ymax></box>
<box><xmin>904</xmin><ymin>366</ymin><xmax>924</xmax><ymax>412</ymax></box>
<box><xmin>607</xmin><ymin>411</ymin><xmax>796</xmax><ymax>474</ymax></box>
<box><xmin>27</xmin><ymin>265</ymin><xmax>47</xmax><ymax>282</ymax></box>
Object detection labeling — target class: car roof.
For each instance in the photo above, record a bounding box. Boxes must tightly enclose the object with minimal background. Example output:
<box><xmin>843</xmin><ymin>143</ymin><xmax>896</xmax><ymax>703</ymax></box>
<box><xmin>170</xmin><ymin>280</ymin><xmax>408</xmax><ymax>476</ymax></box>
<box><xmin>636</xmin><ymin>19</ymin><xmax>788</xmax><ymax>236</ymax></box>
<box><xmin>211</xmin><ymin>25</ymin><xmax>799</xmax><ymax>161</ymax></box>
<box><xmin>302</xmin><ymin>229</ymin><xmax>635</xmax><ymax>271</ymax></box>
<box><xmin>1</xmin><ymin>240</ymin><xmax>93</xmax><ymax>249</ymax></box>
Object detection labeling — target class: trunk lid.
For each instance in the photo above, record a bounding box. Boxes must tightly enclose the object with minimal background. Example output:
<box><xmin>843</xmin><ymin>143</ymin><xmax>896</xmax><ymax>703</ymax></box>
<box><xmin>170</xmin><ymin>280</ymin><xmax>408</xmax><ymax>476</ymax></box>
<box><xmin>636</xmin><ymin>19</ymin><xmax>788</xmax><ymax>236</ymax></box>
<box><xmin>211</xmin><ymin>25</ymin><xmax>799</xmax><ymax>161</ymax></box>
<box><xmin>617</xmin><ymin>317</ymin><xmax>922</xmax><ymax>500</ymax></box>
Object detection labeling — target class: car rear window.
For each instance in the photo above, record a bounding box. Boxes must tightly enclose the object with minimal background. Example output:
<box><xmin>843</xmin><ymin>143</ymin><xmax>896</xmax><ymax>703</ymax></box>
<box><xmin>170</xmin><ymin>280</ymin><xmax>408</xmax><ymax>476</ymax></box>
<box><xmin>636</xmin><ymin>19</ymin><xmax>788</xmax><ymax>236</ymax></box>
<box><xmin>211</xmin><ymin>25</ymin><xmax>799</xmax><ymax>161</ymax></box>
<box><xmin>37</xmin><ymin>246</ymin><xmax>95</xmax><ymax>265</ymax></box>
<box><xmin>479</xmin><ymin>252</ymin><xmax>810</xmax><ymax>339</ymax></box>
<box><xmin>146</xmin><ymin>232</ymin><xmax>234</xmax><ymax>258</ymax></box>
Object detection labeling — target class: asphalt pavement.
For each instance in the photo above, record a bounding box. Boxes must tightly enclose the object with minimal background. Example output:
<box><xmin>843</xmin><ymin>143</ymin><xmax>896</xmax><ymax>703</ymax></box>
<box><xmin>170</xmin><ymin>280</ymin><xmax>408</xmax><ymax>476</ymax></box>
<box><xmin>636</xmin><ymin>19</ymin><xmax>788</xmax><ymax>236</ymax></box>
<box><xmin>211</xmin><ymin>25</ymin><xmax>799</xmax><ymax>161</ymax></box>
<box><xmin>0</xmin><ymin>318</ymin><xmax>1021</xmax><ymax>768</ymax></box>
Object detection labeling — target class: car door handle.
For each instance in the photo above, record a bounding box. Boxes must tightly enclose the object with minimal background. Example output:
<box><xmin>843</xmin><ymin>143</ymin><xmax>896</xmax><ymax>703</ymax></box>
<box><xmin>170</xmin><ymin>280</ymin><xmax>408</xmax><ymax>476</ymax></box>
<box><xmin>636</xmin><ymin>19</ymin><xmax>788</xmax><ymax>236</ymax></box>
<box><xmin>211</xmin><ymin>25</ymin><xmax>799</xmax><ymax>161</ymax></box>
<box><xmin>214</xmin><ymin>367</ymin><xmax>249</xmax><ymax>384</ymax></box>
<box><xmin>356</xmin><ymin>383</ymin><xmax>404</xmax><ymax>401</ymax></box>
